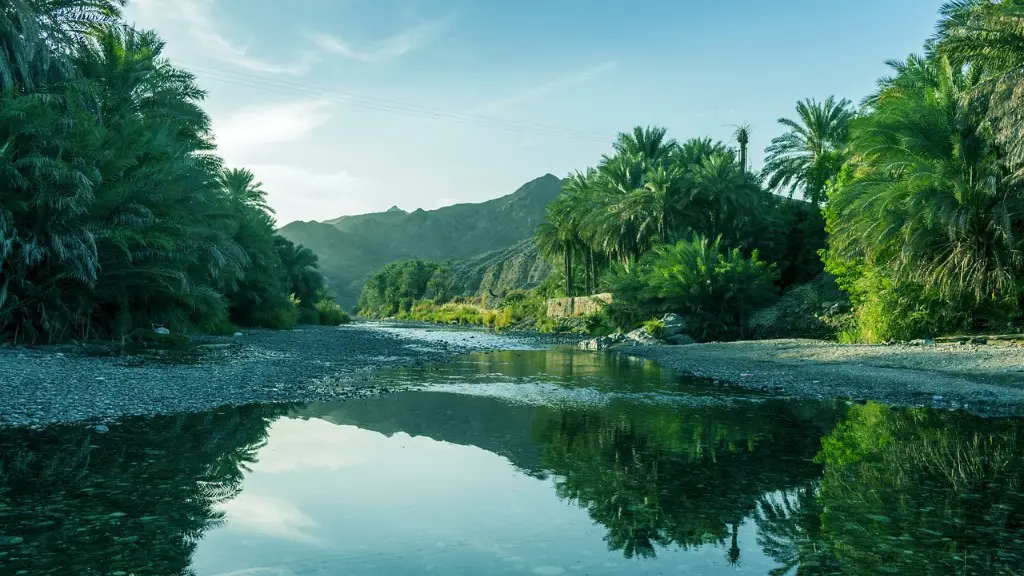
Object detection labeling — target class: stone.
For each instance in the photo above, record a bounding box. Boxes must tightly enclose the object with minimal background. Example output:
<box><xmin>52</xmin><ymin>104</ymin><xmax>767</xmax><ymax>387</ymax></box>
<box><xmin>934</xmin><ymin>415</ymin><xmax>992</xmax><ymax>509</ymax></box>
<box><xmin>92</xmin><ymin>424</ymin><xmax>109</xmax><ymax>434</ymax></box>
<box><xmin>233</xmin><ymin>332</ymin><xmax>243</xmax><ymax>337</ymax></box>
<box><xmin>659</xmin><ymin>313</ymin><xmax>687</xmax><ymax>337</ymax></box>
<box><xmin>152</xmin><ymin>327</ymin><xmax>171</xmax><ymax>335</ymax></box>
<box><xmin>577</xmin><ymin>332</ymin><xmax>627</xmax><ymax>350</ymax></box>
<box><xmin>625</xmin><ymin>327</ymin><xmax>659</xmax><ymax>345</ymax></box>
<box><xmin>908</xmin><ymin>338</ymin><xmax>935</xmax><ymax>346</ymax></box>
<box><xmin>970</xmin><ymin>336</ymin><xmax>989</xmax><ymax>345</ymax></box>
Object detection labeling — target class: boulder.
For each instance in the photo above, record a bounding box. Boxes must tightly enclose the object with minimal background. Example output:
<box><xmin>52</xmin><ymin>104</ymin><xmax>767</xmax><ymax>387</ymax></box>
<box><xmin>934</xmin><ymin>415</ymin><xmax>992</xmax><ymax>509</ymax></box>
<box><xmin>153</xmin><ymin>327</ymin><xmax>171</xmax><ymax>335</ymax></box>
<box><xmin>659</xmin><ymin>313</ymin><xmax>686</xmax><ymax>337</ymax></box>
<box><xmin>578</xmin><ymin>332</ymin><xmax>626</xmax><ymax>350</ymax></box>
<box><xmin>625</xmin><ymin>327</ymin><xmax>659</xmax><ymax>345</ymax></box>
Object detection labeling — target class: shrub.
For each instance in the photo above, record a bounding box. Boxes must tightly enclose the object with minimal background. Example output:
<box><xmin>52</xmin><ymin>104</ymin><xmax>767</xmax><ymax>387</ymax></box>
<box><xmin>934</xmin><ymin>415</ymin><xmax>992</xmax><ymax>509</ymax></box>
<box><xmin>314</xmin><ymin>299</ymin><xmax>351</xmax><ymax>325</ymax></box>
<box><xmin>607</xmin><ymin>236</ymin><xmax>778</xmax><ymax>341</ymax></box>
<box><xmin>643</xmin><ymin>318</ymin><xmax>666</xmax><ymax>339</ymax></box>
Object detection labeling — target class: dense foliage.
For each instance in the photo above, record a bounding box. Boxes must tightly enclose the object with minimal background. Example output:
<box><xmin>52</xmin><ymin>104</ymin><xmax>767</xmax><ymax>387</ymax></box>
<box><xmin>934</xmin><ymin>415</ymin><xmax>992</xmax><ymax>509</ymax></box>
<box><xmin>0</xmin><ymin>1</ymin><xmax>342</xmax><ymax>344</ymax></box>
<box><xmin>534</xmin><ymin>124</ymin><xmax>827</xmax><ymax>340</ymax></box>
<box><xmin>357</xmin><ymin>259</ymin><xmax>455</xmax><ymax>317</ymax></box>
<box><xmin>822</xmin><ymin>0</ymin><xmax>1024</xmax><ymax>341</ymax></box>
<box><xmin>606</xmin><ymin>237</ymin><xmax>778</xmax><ymax>341</ymax></box>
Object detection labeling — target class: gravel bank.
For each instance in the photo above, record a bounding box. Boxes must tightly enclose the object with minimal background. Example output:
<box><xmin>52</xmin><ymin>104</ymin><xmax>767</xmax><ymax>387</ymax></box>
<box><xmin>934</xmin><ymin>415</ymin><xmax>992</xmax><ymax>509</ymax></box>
<box><xmin>621</xmin><ymin>339</ymin><xmax>1024</xmax><ymax>416</ymax></box>
<box><xmin>0</xmin><ymin>322</ymin><xmax>567</xmax><ymax>428</ymax></box>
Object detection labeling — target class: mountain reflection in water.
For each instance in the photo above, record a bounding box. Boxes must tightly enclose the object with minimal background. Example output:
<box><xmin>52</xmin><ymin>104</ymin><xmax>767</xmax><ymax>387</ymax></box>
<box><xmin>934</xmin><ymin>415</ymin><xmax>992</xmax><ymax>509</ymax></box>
<box><xmin>0</xmin><ymin>350</ymin><xmax>1022</xmax><ymax>575</ymax></box>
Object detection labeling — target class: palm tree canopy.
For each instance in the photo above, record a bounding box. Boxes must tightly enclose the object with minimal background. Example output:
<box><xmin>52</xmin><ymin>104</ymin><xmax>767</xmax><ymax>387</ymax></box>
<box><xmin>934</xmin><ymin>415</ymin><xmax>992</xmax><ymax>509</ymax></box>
<box><xmin>762</xmin><ymin>96</ymin><xmax>856</xmax><ymax>203</ymax></box>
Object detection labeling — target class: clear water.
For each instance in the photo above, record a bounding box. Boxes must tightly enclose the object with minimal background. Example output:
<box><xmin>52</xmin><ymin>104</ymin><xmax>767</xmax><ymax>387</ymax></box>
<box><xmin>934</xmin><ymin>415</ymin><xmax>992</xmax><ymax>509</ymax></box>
<box><xmin>1</xmin><ymin>349</ymin><xmax>1022</xmax><ymax>575</ymax></box>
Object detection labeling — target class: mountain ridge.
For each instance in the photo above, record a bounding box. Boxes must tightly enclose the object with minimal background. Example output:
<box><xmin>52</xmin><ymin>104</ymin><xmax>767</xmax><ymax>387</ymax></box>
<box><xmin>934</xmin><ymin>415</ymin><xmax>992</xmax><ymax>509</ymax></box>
<box><xmin>277</xmin><ymin>174</ymin><xmax>563</xmax><ymax>307</ymax></box>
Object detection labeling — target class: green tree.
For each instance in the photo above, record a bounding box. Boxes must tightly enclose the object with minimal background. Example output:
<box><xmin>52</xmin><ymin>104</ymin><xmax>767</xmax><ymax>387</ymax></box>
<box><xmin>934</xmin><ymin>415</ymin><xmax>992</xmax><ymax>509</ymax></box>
<box><xmin>763</xmin><ymin>96</ymin><xmax>855</xmax><ymax>204</ymax></box>
<box><xmin>937</xmin><ymin>0</ymin><xmax>1024</xmax><ymax>173</ymax></box>
<box><xmin>827</xmin><ymin>51</ymin><xmax>1024</xmax><ymax>337</ymax></box>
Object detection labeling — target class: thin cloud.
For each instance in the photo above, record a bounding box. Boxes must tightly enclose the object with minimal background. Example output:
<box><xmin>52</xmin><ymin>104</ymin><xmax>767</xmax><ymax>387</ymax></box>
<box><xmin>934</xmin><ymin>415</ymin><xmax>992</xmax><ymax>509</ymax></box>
<box><xmin>213</xmin><ymin>99</ymin><xmax>336</xmax><ymax>159</ymax></box>
<box><xmin>464</xmin><ymin>60</ymin><xmax>619</xmax><ymax>116</ymax></box>
<box><xmin>308</xmin><ymin>17</ymin><xmax>453</xmax><ymax>63</ymax></box>
<box><xmin>130</xmin><ymin>0</ymin><xmax>318</xmax><ymax>75</ymax></box>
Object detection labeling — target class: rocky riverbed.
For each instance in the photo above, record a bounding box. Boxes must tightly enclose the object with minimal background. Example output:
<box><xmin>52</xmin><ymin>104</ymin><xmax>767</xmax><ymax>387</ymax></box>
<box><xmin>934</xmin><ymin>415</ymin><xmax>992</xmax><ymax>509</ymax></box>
<box><xmin>0</xmin><ymin>322</ymin><xmax>577</xmax><ymax>428</ymax></box>
<box><xmin>620</xmin><ymin>339</ymin><xmax>1024</xmax><ymax>417</ymax></box>
<box><xmin>4</xmin><ymin>322</ymin><xmax>1024</xmax><ymax>427</ymax></box>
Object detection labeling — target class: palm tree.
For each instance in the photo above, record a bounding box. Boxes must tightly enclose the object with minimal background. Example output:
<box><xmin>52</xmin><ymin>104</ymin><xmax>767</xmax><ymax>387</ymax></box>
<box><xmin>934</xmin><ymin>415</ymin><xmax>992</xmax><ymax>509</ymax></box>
<box><xmin>830</xmin><ymin>52</ymin><xmax>1024</xmax><ymax>308</ymax></box>
<box><xmin>762</xmin><ymin>96</ymin><xmax>855</xmax><ymax>204</ymax></box>
<box><xmin>936</xmin><ymin>0</ymin><xmax>1024</xmax><ymax>175</ymax></box>
<box><xmin>0</xmin><ymin>0</ymin><xmax>124</xmax><ymax>92</ymax></box>
<box><xmin>734</xmin><ymin>124</ymin><xmax>752</xmax><ymax>174</ymax></box>
<box><xmin>275</xmin><ymin>236</ymin><xmax>324</xmax><ymax>307</ymax></box>
<box><xmin>611</xmin><ymin>125</ymin><xmax>678</xmax><ymax>167</ymax></box>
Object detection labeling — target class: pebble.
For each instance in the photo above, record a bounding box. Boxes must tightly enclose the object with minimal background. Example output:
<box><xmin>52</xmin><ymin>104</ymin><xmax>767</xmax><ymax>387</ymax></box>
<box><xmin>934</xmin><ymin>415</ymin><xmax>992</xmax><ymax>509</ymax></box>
<box><xmin>0</xmin><ymin>323</ymin><xmax>571</xmax><ymax>429</ymax></box>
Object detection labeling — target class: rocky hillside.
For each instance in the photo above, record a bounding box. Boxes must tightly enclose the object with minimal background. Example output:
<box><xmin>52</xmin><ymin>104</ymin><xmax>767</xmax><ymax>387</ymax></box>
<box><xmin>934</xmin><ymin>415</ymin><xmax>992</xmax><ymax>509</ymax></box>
<box><xmin>277</xmin><ymin>174</ymin><xmax>563</xmax><ymax>307</ymax></box>
<box><xmin>451</xmin><ymin>239</ymin><xmax>553</xmax><ymax>298</ymax></box>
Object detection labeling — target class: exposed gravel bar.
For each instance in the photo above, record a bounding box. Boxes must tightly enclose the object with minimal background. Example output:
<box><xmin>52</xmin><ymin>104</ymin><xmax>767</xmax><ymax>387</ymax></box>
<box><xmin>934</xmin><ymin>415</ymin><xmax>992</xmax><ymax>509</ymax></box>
<box><xmin>620</xmin><ymin>339</ymin><xmax>1024</xmax><ymax>417</ymax></box>
<box><xmin>0</xmin><ymin>322</ymin><xmax>572</xmax><ymax>428</ymax></box>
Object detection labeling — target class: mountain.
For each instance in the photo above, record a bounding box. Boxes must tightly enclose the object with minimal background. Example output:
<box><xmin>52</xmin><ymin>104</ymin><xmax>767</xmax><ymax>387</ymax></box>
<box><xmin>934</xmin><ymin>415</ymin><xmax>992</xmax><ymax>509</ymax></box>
<box><xmin>277</xmin><ymin>174</ymin><xmax>563</xmax><ymax>307</ymax></box>
<box><xmin>450</xmin><ymin>239</ymin><xmax>552</xmax><ymax>297</ymax></box>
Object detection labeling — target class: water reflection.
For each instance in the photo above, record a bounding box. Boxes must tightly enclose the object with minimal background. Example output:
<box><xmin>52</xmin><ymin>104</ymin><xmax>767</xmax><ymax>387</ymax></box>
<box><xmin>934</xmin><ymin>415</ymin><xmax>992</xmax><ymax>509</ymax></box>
<box><xmin>0</xmin><ymin>405</ymin><xmax>287</xmax><ymax>575</ymax></box>
<box><xmin>0</xmin><ymin>350</ymin><xmax>1021</xmax><ymax>575</ymax></box>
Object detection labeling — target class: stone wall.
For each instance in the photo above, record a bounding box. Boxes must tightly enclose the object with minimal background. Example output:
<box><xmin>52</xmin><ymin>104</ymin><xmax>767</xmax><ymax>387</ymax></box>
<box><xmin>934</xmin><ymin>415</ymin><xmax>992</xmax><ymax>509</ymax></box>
<box><xmin>546</xmin><ymin>293</ymin><xmax>613</xmax><ymax>318</ymax></box>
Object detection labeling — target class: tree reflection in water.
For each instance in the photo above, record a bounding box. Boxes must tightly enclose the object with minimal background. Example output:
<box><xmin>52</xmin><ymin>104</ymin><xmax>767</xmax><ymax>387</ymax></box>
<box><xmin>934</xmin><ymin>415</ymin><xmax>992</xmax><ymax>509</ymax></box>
<box><xmin>0</xmin><ymin>404</ymin><xmax>288</xmax><ymax>575</ymax></box>
<box><xmin>529</xmin><ymin>398</ymin><xmax>845</xmax><ymax>562</ymax></box>
<box><xmin>530</xmin><ymin>398</ymin><xmax>1024</xmax><ymax>575</ymax></box>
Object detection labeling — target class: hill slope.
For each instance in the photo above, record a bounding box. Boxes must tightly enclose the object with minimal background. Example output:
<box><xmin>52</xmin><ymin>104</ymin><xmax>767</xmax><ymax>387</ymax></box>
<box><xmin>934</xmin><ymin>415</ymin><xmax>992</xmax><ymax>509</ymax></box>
<box><xmin>278</xmin><ymin>174</ymin><xmax>562</xmax><ymax>307</ymax></box>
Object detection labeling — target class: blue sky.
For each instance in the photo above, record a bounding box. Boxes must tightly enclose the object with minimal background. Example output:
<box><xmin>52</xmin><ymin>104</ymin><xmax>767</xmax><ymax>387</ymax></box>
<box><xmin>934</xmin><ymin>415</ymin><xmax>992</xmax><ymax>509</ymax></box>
<box><xmin>126</xmin><ymin>0</ymin><xmax>946</xmax><ymax>226</ymax></box>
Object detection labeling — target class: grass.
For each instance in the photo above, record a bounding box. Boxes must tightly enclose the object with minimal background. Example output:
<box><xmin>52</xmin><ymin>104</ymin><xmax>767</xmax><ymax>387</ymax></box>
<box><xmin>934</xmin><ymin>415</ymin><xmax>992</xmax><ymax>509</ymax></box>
<box><xmin>397</xmin><ymin>301</ymin><xmax>514</xmax><ymax>329</ymax></box>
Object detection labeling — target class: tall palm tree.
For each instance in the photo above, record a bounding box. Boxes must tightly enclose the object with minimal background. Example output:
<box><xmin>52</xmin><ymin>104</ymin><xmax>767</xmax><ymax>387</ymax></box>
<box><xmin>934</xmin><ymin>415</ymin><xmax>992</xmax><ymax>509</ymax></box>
<box><xmin>762</xmin><ymin>96</ymin><xmax>855</xmax><ymax>204</ymax></box>
<box><xmin>830</xmin><ymin>52</ymin><xmax>1024</xmax><ymax>307</ymax></box>
<box><xmin>734</xmin><ymin>124</ymin><xmax>752</xmax><ymax>174</ymax></box>
<box><xmin>936</xmin><ymin>0</ymin><xmax>1024</xmax><ymax>176</ymax></box>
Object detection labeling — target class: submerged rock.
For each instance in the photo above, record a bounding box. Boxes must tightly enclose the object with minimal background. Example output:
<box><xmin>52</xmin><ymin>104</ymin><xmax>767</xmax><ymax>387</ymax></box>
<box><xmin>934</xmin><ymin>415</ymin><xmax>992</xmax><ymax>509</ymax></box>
<box><xmin>152</xmin><ymin>327</ymin><xmax>171</xmax><ymax>335</ymax></box>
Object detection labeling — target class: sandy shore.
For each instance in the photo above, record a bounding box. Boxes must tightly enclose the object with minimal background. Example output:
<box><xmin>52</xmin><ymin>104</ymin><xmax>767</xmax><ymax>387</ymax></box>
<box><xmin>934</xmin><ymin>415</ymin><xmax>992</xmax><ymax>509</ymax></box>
<box><xmin>621</xmin><ymin>339</ymin><xmax>1024</xmax><ymax>416</ymax></box>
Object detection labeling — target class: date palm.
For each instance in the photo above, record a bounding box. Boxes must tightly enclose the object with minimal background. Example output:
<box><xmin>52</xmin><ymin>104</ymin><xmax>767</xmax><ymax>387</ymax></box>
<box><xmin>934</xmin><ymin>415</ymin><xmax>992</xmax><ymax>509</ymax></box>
<box><xmin>0</xmin><ymin>0</ymin><xmax>124</xmax><ymax>91</ymax></box>
<box><xmin>937</xmin><ymin>0</ymin><xmax>1024</xmax><ymax>177</ymax></box>
<box><xmin>830</xmin><ymin>52</ymin><xmax>1024</xmax><ymax>307</ymax></box>
<box><xmin>763</xmin><ymin>96</ymin><xmax>855</xmax><ymax>204</ymax></box>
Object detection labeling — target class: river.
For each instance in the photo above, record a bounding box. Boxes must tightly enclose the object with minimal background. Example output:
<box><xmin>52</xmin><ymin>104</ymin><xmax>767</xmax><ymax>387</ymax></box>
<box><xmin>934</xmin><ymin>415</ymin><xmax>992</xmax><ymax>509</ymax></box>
<box><xmin>1</xmin><ymin>344</ymin><xmax>1022</xmax><ymax>574</ymax></box>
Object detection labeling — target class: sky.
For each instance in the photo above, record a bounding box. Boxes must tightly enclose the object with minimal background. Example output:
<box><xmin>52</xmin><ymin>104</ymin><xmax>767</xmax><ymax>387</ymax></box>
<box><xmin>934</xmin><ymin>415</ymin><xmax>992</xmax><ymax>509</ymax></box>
<box><xmin>125</xmin><ymin>0</ymin><xmax>947</xmax><ymax>226</ymax></box>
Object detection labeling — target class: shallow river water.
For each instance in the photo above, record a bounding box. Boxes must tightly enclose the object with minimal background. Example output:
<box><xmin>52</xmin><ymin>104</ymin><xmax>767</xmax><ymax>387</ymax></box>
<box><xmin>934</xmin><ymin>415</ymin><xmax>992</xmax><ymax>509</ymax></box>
<box><xmin>1</xmin><ymin>348</ymin><xmax>1023</xmax><ymax>575</ymax></box>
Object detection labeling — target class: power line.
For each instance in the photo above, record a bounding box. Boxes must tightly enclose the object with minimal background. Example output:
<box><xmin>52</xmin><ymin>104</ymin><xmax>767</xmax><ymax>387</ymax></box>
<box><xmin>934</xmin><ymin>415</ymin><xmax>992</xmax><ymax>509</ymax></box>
<box><xmin>174</xmin><ymin>59</ymin><xmax>617</xmax><ymax>143</ymax></box>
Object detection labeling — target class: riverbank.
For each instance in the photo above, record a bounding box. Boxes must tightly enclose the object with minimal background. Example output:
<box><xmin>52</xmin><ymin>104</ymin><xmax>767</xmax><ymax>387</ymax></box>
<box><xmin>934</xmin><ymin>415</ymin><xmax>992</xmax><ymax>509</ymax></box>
<box><xmin>0</xmin><ymin>322</ymin><xmax>571</xmax><ymax>428</ymax></box>
<box><xmin>621</xmin><ymin>339</ymin><xmax>1024</xmax><ymax>416</ymax></box>
<box><xmin>5</xmin><ymin>324</ymin><xmax>1024</xmax><ymax>428</ymax></box>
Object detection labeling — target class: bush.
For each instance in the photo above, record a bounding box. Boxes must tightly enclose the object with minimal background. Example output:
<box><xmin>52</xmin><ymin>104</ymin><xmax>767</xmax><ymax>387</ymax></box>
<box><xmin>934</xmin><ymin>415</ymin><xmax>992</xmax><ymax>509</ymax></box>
<box><xmin>609</xmin><ymin>235</ymin><xmax>779</xmax><ymax>341</ymax></box>
<box><xmin>314</xmin><ymin>299</ymin><xmax>351</xmax><ymax>325</ymax></box>
<box><xmin>643</xmin><ymin>318</ymin><xmax>666</xmax><ymax>339</ymax></box>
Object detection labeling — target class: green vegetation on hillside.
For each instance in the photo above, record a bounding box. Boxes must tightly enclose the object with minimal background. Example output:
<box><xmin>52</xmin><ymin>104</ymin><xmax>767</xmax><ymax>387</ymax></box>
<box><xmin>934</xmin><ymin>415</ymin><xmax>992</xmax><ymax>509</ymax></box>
<box><xmin>0</xmin><ymin>1</ymin><xmax>343</xmax><ymax>345</ymax></box>
<box><xmin>278</xmin><ymin>174</ymin><xmax>563</xmax><ymax>307</ymax></box>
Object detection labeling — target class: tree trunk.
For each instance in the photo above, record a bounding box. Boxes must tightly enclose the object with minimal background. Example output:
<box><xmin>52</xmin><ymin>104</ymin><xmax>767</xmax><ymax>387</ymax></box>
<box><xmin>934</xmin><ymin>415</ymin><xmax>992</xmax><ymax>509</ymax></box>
<box><xmin>565</xmin><ymin>249</ymin><xmax>574</xmax><ymax>299</ymax></box>
<box><xmin>589</xmin><ymin>247</ymin><xmax>597</xmax><ymax>294</ymax></box>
